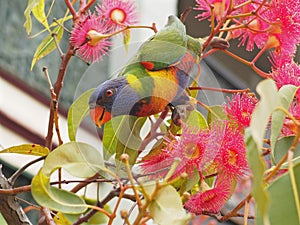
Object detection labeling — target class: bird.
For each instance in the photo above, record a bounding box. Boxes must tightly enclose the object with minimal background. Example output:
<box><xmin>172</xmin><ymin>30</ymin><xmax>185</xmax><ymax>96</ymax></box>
<box><xmin>89</xmin><ymin>15</ymin><xmax>228</xmax><ymax>127</ymax></box>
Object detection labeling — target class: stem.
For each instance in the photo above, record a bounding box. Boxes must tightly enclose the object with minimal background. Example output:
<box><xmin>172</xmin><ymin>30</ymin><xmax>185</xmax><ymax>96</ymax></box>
<box><xmin>64</xmin><ymin>0</ymin><xmax>76</xmax><ymax>18</ymax></box>
<box><xmin>80</xmin><ymin>0</ymin><xmax>96</xmax><ymax>14</ymax></box>
<box><xmin>138</xmin><ymin>107</ymin><xmax>169</xmax><ymax>153</ymax></box>
<box><xmin>222</xmin><ymin>50</ymin><xmax>270</xmax><ymax>78</ymax></box>
<box><xmin>8</xmin><ymin>156</ymin><xmax>45</xmax><ymax>185</ymax></box>
<box><xmin>45</xmin><ymin>44</ymin><xmax>74</xmax><ymax>149</ymax></box>
<box><xmin>123</xmin><ymin>155</ymin><xmax>142</xmax><ymax>208</ymax></box>
<box><xmin>39</xmin><ymin>207</ymin><xmax>56</xmax><ymax>225</ymax></box>
<box><xmin>189</xmin><ymin>86</ymin><xmax>250</xmax><ymax>94</ymax></box>
<box><xmin>221</xmin><ymin>194</ymin><xmax>252</xmax><ymax>221</ymax></box>
<box><xmin>265</xmin><ymin>108</ymin><xmax>300</xmax><ymax>182</ymax></box>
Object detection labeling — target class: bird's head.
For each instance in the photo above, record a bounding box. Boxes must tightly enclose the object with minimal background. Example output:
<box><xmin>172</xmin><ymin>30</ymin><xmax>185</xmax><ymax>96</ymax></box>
<box><xmin>89</xmin><ymin>77</ymin><xmax>129</xmax><ymax>127</ymax></box>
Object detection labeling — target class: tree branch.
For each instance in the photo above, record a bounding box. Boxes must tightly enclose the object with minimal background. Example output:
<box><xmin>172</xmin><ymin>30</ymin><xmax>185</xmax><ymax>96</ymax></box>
<box><xmin>0</xmin><ymin>165</ymin><xmax>32</xmax><ymax>225</ymax></box>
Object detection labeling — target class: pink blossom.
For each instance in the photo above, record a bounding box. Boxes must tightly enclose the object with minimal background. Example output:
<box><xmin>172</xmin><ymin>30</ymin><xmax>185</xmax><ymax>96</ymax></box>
<box><xmin>282</xmin><ymin>102</ymin><xmax>300</xmax><ymax>136</ymax></box>
<box><xmin>230</xmin><ymin>1</ymin><xmax>269</xmax><ymax>51</ymax></box>
<box><xmin>271</xmin><ymin>59</ymin><xmax>300</xmax><ymax>103</ymax></box>
<box><xmin>264</xmin><ymin>0</ymin><xmax>300</xmax><ymax>58</ymax></box>
<box><xmin>224</xmin><ymin>93</ymin><xmax>258</xmax><ymax>128</ymax></box>
<box><xmin>141</xmin><ymin>126</ymin><xmax>212</xmax><ymax>180</ymax></box>
<box><xmin>96</xmin><ymin>0</ymin><xmax>138</xmax><ymax>31</ymax></box>
<box><xmin>70</xmin><ymin>13</ymin><xmax>111</xmax><ymax>63</ymax></box>
<box><xmin>194</xmin><ymin>0</ymin><xmax>231</xmax><ymax>22</ymax></box>
<box><xmin>184</xmin><ymin>176</ymin><xmax>232</xmax><ymax>214</ymax></box>
<box><xmin>208</xmin><ymin>121</ymin><xmax>248</xmax><ymax>179</ymax></box>
<box><xmin>231</xmin><ymin>0</ymin><xmax>300</xmax><ymax>55</ymax></box>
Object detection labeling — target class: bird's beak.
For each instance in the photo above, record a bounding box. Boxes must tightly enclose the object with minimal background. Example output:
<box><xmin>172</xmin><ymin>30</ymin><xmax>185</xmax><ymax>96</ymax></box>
<box><xmin>90</xmin><ymin>106</ymin><xmax>112</xmax><ymax>127</ymax></box>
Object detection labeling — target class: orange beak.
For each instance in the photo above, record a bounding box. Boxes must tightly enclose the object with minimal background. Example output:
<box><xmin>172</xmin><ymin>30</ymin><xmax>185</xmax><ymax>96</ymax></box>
<box><xmin>90</xmin><ymin>106</ymin><xmax>112</xmax><ymax>127</ymax></box>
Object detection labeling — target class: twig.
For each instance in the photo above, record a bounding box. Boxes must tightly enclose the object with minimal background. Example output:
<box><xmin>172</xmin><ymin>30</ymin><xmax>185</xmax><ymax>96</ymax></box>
<box><xmin>72</xmin><ymin>187</ymin><xmax>122</xmax><ymax>225</ymax></box>
<box><xmin>45</xmin><ymin>44</ymin><xmax>74</xmax><ymax>149</ymax></box>
<box><xmin>138</xmin><ymin>107</ymin><xmax>169</xmax><ymax>153</ymax></box>
<box><xmin>70</xmin><ymin>173</ymin><xmax>100</xmax><ymax>193</ymax></box>
<box><xmin>122</xmin><ymin>155</ymin><xmax>142</xmax><ymax>208</ymax></box>
<box><xmin>189</xmin><ymin>86</ymin><xmax>250</xmax><ymax>94</ymax></box>
<box><xmin>64</xmin><ymin>0</ymin><xmax>77</xmax><ymax>18</ymax></box>
<box><xmin>53</xmin><ymin>18</ymin><xmax>71</xmax><ymax>33</ymax></box>
<box><xmin>51</xmin><ymin>33</ymin><xmax>64</xmax><ymax>57</ymax></box>
<box><xmin>38</xmin><ymin>207</ymin><xmax>56</xmax><ymax>225</ymax></box>
<box><xmin>220</xmin><ymin>194</ymin><xmax>252</xmax><ymax>221</ymax></box>
<box><xmin>80</xmin><ymin>0</ymin><xmax>97</xmax><ymax>15</ymax></box>
<box><xmin>0</xmin><ymin>185</ymin><xmax>31</xmax><ymax>195</ymax></box>
<box><xmin>8</xmin><ymin>156</ymin><xmax>45</xmax><ymax>186</ymax></box>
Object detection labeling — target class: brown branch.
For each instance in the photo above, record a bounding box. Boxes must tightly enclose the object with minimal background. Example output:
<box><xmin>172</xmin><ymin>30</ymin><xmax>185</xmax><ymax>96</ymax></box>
<box><xmin>220</xmin><ymin>194</ymin><xmax>252</xmax><ymax>221</ymax></box>
<box><xmin>189</xmin><ymin>86</ymin><xmax>250</xmax><ymax>94</ymax></box>
<box><xmin>72</xmin><ymin>187</ymin><xmax>125</xmax><ymax>225</ymax></box>
<box><xmin>0</xmin><ymin>166</ymin><xmax>32</xmax><ymax>225</ymax></box>
<box><xmin>64</xmin><ymin>0</ymin><xmax>77</xmax><ymax>18</ymax></box>
<box><xmin>137</xmin><ymin>107</ymin><xmax>169</xmax><ymax>153</ymax></box>
<box><xmin>38</xmin><ymin>207</ymin><xmax>56</xmax><ymax>225</ymax></box>
<box><xmin>45</xmin><ymin>44</ymin><xmax>74</xmax><ymax>149</ymax></box>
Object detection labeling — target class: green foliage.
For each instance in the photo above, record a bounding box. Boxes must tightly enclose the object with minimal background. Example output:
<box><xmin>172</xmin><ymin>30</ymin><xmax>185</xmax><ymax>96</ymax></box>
<box><xmin>68</xmin><ymin>89</ymin><xmax>95</xmax><ymax>141</ymax></box>
<box><xmin>0</xmin><ymin>144</ymin><xmax>49</xmax><ymax>156</ymax></box>
<box><xmin>247</xmin><ymin>80</ymin><xmax>298</xmax><ymax>225</ymax></box>
<box><xmin>123</xmin><ymin>29</ymin><xmax>131</xmax><ymax>53</ymax></box>
<box><xmin>142</xmin><ymin>182</ymin><xmax>191</xmax><ymax>225</ymax></box>
<box><xmin>23</xmin><ymin>0</ymin><xmax>42</xmax><ymax>35</ymax></box>
<box><xmin>245</xmin><ymin>132</ymin><xmax>270</xmax><ymax>225</ymax></box>
<box><xmin>31</xmin><ymin>0</ymin><xmax>50</xmax><ymax>32</ymax></box>
<box><xmin>55</xmin><ymin>205</ymin><xmax>111</xmax><ymax>225</ymax></box>
<box><xmin>0</xmin><ymin>213</ymin><xmax>8</xmax><ymax>225</ymax></box>
<box><xmin>250</xmin><ymin>79</ymin><xmax>281</xmax><ymax>151</ymax></box>
<box><xmin>103</xmin><ymin>116</ymin><xmax>146</xmax><ymax>168</ymax></box>
<box><xmin>185</xmin><ymin>110</ymin><xmax>208</xmax><ymax>130</ymax></box>
<box><xmin>31</xmin><ymin>142</ymin><xmax>106</xmax><ymax>214</ymax></box>
<box><xmin>256</xmin><ymin>162</ymin><xmax>300</xmax><ymax>225</ymax></box>
<box><xmin>207</xmin><ymin>105</ymin><xmax>227</xmax><ymax>124</ymax></box>
<box><xmin>270</xmin><ymin>85</ymin><xmax>298</xmax><ymax>152</ymax></box>
<box><xmin>32</xmin><ymin>169</ymin><xmax>88</xmax><ymax>214</ymax></box>
<box><xmin>31</xmin><ymin>25</ymin><xmax>64</xmax><ymax>70</ymax></box>
<box><xmin>273</xmin><ymin>136</ymin><xmax>300</xmax><ymax>166</ymax></box>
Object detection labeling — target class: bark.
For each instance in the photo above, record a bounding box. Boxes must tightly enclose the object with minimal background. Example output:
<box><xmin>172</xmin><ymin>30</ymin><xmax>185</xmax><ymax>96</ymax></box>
<box><xmin>0</xmin><ymin>165</ymin><xmax>32</xmax><ymax>225</ymax></box>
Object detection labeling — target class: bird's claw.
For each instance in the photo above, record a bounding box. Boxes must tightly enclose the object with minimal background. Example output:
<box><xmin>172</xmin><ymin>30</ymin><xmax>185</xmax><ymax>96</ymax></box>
<box><xmin>171</xmin><ymin>97</ymin><xmax>197</xmax><ymax>126</ymax></box>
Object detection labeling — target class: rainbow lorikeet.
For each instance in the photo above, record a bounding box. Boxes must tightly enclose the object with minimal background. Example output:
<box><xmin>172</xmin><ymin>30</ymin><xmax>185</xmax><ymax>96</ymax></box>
<box><xmin>89</xmin><ymin>15</ymin><xmax>228</xmax><ymax>127</ymax></box>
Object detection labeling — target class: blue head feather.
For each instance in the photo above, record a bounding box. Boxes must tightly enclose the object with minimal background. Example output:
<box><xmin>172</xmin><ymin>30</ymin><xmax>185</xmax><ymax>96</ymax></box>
<box><xmin>89</xmin><ymin>76</ymin><xmax>141</xmax><ymax>117</ymax></box>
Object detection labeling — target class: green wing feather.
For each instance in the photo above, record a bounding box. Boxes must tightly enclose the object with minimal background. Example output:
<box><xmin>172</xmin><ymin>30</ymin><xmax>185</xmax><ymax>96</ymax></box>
<box><xmin>136</xmin><ymin>15</ymin><xmax>188</xmax><ymax>70</ymax></box>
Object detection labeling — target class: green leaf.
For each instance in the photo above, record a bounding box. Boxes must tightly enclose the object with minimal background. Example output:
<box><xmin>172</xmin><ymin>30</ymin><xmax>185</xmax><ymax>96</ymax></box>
<box><xmin>270</xmin><ymin>85</ymin><xmax>298</xmax><ymax>152</ymax></box>
<box><xmin>31</xmin><ymin>142</ymin><xmax>107</xmax><ymax>214</ymax></box>
<box><xmin>245</xmin><ymin>131</ymin><xmax>270</xmax><ymax>225</ymax></box>
<box><xmin>250</xmin><ymin>79</ymin><xmax>281</xmax><ymax>151</ymax></box>
<box><xmin>256</xmin><ymin>162</ymin><xmax>300</xmax><ymax>225</ymax></box>
<box><xmin>68</xmin><ymin>89</ymin><xmax>95</xmax><ymax>141</ymax></box>
<box><xmin>207</xmin><ymin>105</ymin><xmax>226</xmax><ymax>124</ymax></box>
<box><xmin>0</xmin><ymin>213</ymin><xmax>8</xmax><ymax>225</ymax></box>
<box><xmin>143</xmin><ymin>183</ymin><xmax>191</xmax><ymax>225</ymax></box>
<box><xmin>115</xmin><ymin>116</ymin><xmax>146</xmax><ymax>167</ymax></box>
<box><xmin>185</xmin><ymin>110</ymin><xmax>208</xmax><ymax>130</ymax></box>
<box><xmin>31</xmin><ymin>25</ymin><xmax>64</xmax><ymax>70</ymax></box>
<box><xmin>103</xmin><ymin>116</ymin><xmax>146</xmax><ymax>166</ymax></box>
<box><xmin>55</xmin><ymin>205</ymin><xmax>111</xmax><ymax>225</ymax></box>
<box><xmin>32</xmin><ymin>0</ymin><xmax>50</xmax><ymax>31</ymax></box>
<box><xmin>273</xmin><ymin>136</ymin><xmax>300</xmax><ymax>166</ymax></box>
<box><xmin>103</xmin><ymin>116</ymin><xmax>125</xmax><ymax>160</ymax></box>
<box><xmin>42</xmin><ymin>142</ymin><xmax>104</xmax><ymax>177</ymax></box>
<box><xmin>23</xmin><ymin>0</ymin><xmax>40</xmax><ymax>35</ymax></box>
<box><xmin>123</xmin><ymin>29</ymin><xmax>130</xmax><ymax>53</ymax></box>
<box><xmin>32</xmin><ymin>169</ymin><xmax>88</xmax><ymax>214</ymax></box>
<box><xmin>0</xmin><ymin>144</ymin><xmax>49</xmax><ymax>156</ymax></box>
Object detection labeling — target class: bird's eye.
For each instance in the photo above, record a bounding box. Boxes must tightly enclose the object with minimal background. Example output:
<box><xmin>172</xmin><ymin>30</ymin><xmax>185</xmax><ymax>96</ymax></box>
<box><xmin>105</xmin><ymin>89</ymin><xmax>114</xmax><ymax>97</ymax></box>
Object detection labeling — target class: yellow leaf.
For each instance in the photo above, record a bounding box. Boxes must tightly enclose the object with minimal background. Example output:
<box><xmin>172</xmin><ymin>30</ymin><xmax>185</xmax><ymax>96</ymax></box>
<box><xmin>30</xmin><ymin>25</ymin><xmax>63</xmax><ymax>70</ymax></box>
